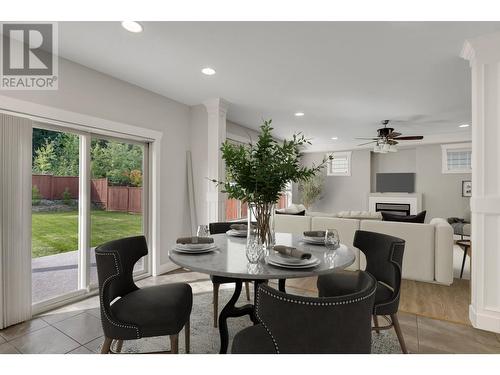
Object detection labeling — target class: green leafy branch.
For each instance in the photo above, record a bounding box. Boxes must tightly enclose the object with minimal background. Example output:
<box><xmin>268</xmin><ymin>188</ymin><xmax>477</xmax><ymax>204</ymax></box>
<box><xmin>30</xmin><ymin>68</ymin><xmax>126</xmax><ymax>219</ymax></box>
<box><xmin>211</xmin><ymin>119</ymin><xmax>331</xmax><ymax>205</ymax></box>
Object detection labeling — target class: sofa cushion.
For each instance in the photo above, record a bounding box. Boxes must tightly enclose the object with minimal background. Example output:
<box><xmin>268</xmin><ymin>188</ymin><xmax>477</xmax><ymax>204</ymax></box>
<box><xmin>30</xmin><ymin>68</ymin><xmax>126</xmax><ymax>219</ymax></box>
<box><xmin>305</xmin><ymin>211</ymin><xmax>338</xmax><ymax>218</ymax></box>
<box><xmin>337</xmin><ymin>211</ymin><xmax>382</xmax><ymax>220</ymax></box>
<box><xmin>274</xmin><ymin>215</ymin><xmax>311</xmax><ymax>234</ymax></box>
<box><xmin>382</xmin><ymin>210</ymin><xmax>426</xmax><ymax>223</ymax></box>
<box><xmin>360</xmin><ymin>220</ymin><xmax>435</xmax><ymax>282</ymax></box>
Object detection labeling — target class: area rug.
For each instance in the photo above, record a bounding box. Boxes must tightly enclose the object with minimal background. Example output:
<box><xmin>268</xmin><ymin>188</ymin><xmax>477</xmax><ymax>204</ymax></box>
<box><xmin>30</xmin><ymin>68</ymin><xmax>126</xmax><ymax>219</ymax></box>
<box><xmin>115</xmin><ymin>289</ymin><xmax>402</xmax><ymax>354</ymax></box>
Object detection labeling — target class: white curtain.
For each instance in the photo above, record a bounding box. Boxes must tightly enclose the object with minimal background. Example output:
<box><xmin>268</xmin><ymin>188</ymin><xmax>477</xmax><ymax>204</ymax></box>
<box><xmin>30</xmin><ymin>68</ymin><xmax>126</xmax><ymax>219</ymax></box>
<box><xmin>0</xmin><ymin>113</ymin><xmax>33</xmax><ymax>329</ymax></box>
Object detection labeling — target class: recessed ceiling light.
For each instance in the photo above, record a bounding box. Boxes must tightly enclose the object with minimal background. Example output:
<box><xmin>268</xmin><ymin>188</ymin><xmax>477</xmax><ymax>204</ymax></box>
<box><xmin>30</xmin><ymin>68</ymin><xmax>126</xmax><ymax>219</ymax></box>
<box><xmin>201</xmin><ymin>67</ymin><xmax>216</xmax><ymax>76</ymax></box>
<box><xmin>331</xmin><ymin>137</ymin><xmax>338</xmax><ymax>140</ymax></box>
<box><xmin>121</xmin><ymin>21</ymin><xmax>143</xmax><ymax>33</ymax></box>
<box><xmin>294</xmin><ymin>112</ymin><xmax>305</xmax><ymax>117</ymax></box>
<box><xmin>459</xmin><ymin>124</ymin><xmax>470</xmax><ymax>128</ymax></box>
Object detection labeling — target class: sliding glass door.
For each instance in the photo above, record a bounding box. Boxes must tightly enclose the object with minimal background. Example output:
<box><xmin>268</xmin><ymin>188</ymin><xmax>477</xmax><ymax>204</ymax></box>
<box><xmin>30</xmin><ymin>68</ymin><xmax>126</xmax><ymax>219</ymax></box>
<box><xmin>31</xmin><ymin>124</ymin><xmax>149</xmax><ymax>310</ymax></box>
<box><xmin>89</xmin><ymin>136</ymin><xmax>147</xmax><ymax>287</ymax></box>
<box><xmin>31</xmin><ymin>127</ymin><xmax>80</xmax><ymax>304</ymax></box>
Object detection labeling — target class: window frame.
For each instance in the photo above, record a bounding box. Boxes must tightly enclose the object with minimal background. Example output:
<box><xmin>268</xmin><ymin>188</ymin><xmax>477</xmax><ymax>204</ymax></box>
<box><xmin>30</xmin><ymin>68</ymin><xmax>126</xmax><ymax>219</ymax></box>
<box><xmin>441</xmin><ymin>143</ymin><xmax>472</xmax><ymax>174</ymax></box>
<box><xmin>326</xmin><ymin>151</ymin><xmax>352</xmax><ymax>177</ymax></box>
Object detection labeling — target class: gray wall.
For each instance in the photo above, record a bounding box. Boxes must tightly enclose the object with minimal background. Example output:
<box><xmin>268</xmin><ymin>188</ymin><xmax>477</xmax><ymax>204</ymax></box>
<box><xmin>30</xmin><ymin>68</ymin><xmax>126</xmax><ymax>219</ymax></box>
<box><xmin>415</xmin><ymin>144</ymin><xmax>471</xmax><ymax>221</ymax></box>
<box><xmin>297</xmin><ymin>150</ymin><xmax>371</xmax><ymax>212</ymax></box>
<box><xmin>371</xmin><ymin>148</ymin><xmax>416</xmax><ymax>192</ymax></box>
<box><xmin>297</xmin><ymin>144</ymin><xmax>471</xmax><ymax>221</ymax></box>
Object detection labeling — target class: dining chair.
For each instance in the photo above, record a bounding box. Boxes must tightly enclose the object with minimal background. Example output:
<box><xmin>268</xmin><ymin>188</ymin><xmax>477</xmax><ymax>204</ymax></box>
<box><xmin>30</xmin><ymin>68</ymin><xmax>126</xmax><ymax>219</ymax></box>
<box><xmin>209</xmin><ymin>222</ymin><xmax>251</xmax><ymax>327</ymax></box>
<box><xmin>317</xmin><ymin>230</ymin><xmax>408</xmax><ymax>353</ymax></box>
<box><xmin>231</xmin><ymin>272</ymin><xmax>377</xmax><ymax>353</ymax></box>
<box><xmin>95</xmin><ymin>235</ymin><xmax>192</xmax><ymax>354</ymax></box>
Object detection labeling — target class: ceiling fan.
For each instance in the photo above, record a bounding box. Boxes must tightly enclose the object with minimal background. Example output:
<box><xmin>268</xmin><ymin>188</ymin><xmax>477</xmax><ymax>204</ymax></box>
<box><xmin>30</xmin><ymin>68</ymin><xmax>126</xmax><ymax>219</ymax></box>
<box><xmin>355</xmin><ymin>120</ymin><xmax>424</xmax><ymax>153</ymax></box>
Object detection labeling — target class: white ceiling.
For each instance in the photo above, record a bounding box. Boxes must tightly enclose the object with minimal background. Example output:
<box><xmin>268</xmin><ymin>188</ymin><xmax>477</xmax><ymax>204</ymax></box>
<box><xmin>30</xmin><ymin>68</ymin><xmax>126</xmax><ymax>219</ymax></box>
<box><xmin>57</xmin><ymin>22</ymin><xmax>500</xmax><ymax>151</ymax></box>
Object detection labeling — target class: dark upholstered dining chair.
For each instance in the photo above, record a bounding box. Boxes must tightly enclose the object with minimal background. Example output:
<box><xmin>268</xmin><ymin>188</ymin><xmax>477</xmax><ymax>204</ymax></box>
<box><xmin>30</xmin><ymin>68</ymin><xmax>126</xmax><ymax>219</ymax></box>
<box><xmin>95</xmin><ymin>236</ymin><xmax>192</xmax><ymax>354</ymax></box>
<box><xmin>231</xmin><ymin>273</ymin><xmax>377</xmax><ymax>354</ymax></box>
<box><xmin>317</xmin><ymin>230</ymin><xmax>408</xmax><ymax>353</ymax></box>
<box><xmin>209</xmin><ymin>222</ymin><xmax>250</xmax><ymax>327</ymax></box>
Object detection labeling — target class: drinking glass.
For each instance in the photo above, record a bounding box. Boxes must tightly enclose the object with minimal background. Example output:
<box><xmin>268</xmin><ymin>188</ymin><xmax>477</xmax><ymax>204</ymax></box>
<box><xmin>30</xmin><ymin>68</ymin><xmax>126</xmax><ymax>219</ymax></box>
<box><xmin>197</xmin><ymin>225</ymin><xmax>209</xmax><ymax>237</ymax></box>
<box><xmin>324</xmin><ymin>229</ymin><xmax>340</xmax><ymax>250</ymax></box>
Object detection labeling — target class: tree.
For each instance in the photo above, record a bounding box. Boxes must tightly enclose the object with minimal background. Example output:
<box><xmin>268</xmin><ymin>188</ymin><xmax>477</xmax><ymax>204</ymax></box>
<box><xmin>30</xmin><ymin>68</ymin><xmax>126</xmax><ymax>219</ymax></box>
<box><xmin>33</xmin><ymin>140</ymin><xmax>56</xmax><ymax>174</ymax></box>
<box><xmin>53</xmin><ymin>133</ymin><xmax>79</xmax><ymax>176</ymax></box>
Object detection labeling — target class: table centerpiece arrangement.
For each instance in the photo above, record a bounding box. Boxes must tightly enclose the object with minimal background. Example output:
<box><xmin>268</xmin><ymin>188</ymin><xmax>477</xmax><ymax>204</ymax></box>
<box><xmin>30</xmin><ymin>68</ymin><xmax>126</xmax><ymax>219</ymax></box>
<box><xmin>212</xmin><ymin>119</ymin><xmax>330</xmax><ymax>261</ymax></box>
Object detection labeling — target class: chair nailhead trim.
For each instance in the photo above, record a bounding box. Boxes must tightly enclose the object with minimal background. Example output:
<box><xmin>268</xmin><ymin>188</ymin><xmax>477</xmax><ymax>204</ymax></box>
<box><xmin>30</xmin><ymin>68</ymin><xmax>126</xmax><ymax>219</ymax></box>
<box><xmin>254</xmin><ymin>284</ymin><xmax>377</xmax><ymax>354</ymax></box>
<box><xmin>260</xmin><ymin>287</ymin><xmax>376</xmax><ymax>306</ymax></box>
<box><xmin>96</xmin><ymin>252</ymin><xmax>140</xmax><ymax>339</ymax></box>
<box><xmin>256</xmin><ymin>289</ymin><xmax>280</xmax><ymax>354</ymax></box>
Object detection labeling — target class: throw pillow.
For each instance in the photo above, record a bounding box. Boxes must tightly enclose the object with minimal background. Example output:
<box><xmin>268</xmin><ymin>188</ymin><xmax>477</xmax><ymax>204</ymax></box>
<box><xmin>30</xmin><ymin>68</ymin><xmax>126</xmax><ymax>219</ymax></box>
<box><xmin>275</xmin><ymin>210</ymin><xmax>306</xmax><ymax>216</ymax></box>
<box><xmin>381</xmin><ymin>210</ymin><xmax>426</xmax><ymax>224</ymax></box>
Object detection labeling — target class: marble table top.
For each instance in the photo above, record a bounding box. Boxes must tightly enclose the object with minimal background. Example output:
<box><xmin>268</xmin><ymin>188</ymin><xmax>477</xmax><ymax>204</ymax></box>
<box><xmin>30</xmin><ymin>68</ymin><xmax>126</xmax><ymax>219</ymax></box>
<box><xmin>169</xmin><ymin>232</ymin><xmax>356</xmax><ymax>280</ymax></box>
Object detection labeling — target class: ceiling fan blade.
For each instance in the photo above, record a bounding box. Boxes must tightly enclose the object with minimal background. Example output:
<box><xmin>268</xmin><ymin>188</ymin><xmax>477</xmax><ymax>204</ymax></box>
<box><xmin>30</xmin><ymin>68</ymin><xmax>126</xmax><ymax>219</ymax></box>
<box><xmin>392</xmin><ymin>136</ymin><xmax>424</xmax><ymax>140</ymax></box>
<box><xmin>357</xmin><ymin>140</ymin><xmax>378</xmax><ymax>146</ymax></box>
<box><xmin>388</xmin><ymin>132</ymin><xmax>402</xmax><ymax>138</ymax></box>
<box><xmin>355</xmin><ymin>137</ymin><xmax>379</xmax><ymax>140</ymax></box>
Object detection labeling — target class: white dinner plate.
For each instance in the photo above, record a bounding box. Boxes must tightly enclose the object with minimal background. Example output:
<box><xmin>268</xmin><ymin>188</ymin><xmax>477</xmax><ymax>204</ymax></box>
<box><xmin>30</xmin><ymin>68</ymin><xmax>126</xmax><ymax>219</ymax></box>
<box><xmin>226</xmin><ymin>229</ymin><xmax>247</xmax><ymax>237</ymax></box>
<box><xmin>270</xmin><ymin>252</ymin><xmax>317</xmax><ymax>265</ymax></box>
<box><xmin>174</xmin><ymin>243</ymin><xmax>217</xmax><ymax>251</ymax></box>
<box><xmin>268</xmin><ymin>253</ymin><xmax>319</xmax><ymax>266</ymax></box>
<box><xmin>175</xmin><ymin>242</ymin><xmax>215</xmax><ymax>250</ymax></box>
<box><xmin>172</xmin><ymin>244</ymin><xmax>217</xmax><ymax>254</ymax></box>
<box><xmin>267</xmin><ymin>258</ymin><xmax>321</xmax><ymax>269</ymax></box>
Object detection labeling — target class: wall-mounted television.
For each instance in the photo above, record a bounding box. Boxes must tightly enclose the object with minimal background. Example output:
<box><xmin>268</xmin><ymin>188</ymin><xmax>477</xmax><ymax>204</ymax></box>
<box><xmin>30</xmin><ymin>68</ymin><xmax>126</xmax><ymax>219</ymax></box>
<box><xmin>376</xmin><ymin>173</ymin><xmax>415</xmax><ymax>193</ymax></box>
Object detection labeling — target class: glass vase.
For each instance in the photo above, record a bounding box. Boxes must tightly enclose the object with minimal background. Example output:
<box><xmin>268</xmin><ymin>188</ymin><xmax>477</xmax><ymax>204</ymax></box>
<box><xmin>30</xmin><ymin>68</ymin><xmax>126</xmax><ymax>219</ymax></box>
<box><xmin>247</xmin><ymin>202</ymin><xmax>275</xmax><ymax>251</ymax></box>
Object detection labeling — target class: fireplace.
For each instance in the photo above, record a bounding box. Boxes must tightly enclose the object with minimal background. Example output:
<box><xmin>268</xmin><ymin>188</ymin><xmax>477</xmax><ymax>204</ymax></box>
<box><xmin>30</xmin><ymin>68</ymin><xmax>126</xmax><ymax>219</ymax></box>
<box><xmin>368</xmin><ymin>193</ymin><xmax>421</xmax><ymax>215</ymax></box>
<box><xmin>375</xmin><ymin>202</ymin><xmax>411</xmax><ymax>216</ymax></box>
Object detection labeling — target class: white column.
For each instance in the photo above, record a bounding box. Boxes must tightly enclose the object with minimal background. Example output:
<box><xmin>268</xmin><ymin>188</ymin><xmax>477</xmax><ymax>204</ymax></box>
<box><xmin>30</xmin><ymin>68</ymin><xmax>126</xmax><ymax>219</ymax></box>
<box><xmin>203</xmin><ymin>98</ymin><xmax>229</xmax><ymax>224</ymax></box>
<box><xmin>461</xmin><ymin>31</ymin><xmax>500</xmax><ymax>333</ymax></box>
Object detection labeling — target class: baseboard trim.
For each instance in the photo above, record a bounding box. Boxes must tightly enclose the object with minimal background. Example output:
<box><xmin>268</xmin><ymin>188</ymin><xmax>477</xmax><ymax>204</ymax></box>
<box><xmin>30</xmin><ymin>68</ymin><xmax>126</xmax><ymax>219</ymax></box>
<box><xmin>156</xmin><ymin>262</ymin><xmax>180</xmax><ymax>276</ymax></box>
<box><xmin>469</xmin><ymin>304</ymin><xmax>500</xmax><ymax>333</ymax></box>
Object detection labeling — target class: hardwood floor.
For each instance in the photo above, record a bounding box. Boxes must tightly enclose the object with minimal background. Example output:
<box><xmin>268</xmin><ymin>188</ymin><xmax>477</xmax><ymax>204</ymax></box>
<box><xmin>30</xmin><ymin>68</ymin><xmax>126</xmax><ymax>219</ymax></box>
<box><xmin>284</xmin><ymin>275</ymin><xmax>472</xmax><ymax>326</ymax></box>
<box><xmin>399</xmin><ymin>278</ymin><xmax>471</xmax><ymax>325</ymax></box>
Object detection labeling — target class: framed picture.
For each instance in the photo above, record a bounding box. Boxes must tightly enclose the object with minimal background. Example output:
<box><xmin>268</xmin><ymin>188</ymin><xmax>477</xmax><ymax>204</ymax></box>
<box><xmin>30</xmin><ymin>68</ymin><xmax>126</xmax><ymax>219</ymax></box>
<box><xmin>462</xmin><ymin>180</ymin><xmax>472</xmax><ymax>197</ymax></box>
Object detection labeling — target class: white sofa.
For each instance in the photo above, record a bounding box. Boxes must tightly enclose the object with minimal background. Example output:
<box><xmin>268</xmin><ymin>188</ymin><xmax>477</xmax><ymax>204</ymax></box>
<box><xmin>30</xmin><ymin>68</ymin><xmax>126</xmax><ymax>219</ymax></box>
<box><xmin>274</xmin><ymin>214</ymin><xmax>454</xmax><ymax>285</ymax></box>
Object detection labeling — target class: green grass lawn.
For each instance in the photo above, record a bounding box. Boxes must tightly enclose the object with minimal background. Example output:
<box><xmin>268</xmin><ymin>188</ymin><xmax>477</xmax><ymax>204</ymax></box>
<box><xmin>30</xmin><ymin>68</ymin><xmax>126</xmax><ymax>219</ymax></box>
<box><xmin>32</xmin><ymin>210</ymin><xmax>143</xmax><ymax>258</ymax></box>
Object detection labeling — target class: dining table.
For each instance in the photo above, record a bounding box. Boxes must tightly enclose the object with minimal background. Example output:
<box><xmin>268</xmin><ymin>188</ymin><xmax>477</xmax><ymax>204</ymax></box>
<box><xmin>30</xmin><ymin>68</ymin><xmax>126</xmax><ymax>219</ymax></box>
<box><xmin>169</xmin><ymin>232</ymin><xmax>356</xmax><ymax>353</ymax></box>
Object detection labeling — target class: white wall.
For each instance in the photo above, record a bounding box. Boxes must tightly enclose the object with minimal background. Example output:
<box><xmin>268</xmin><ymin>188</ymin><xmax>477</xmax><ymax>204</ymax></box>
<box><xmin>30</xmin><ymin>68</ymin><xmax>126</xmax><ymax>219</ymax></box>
<box><xmin>189</xmin><ymin>104</ymin><xmax>209</xmax><ymax>226</ymax></box>
<box><xmin>0</xmin><ymin>57</ymin><xmax>192</xmax><ymax>269</ymax></box>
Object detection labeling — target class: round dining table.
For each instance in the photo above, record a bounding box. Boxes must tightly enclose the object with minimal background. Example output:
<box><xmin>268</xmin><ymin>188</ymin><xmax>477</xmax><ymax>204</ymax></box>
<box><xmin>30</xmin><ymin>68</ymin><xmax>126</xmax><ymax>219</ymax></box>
<box><xmin>169</xmin><ymin>232</ymin><xmax>356</xmax><ymax>353</ymax></box>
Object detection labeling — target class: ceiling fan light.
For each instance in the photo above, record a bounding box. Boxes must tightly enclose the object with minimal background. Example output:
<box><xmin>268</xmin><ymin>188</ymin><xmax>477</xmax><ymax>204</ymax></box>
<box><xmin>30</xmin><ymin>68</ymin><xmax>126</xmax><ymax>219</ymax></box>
<box><xmin>382</xmin><ymin>143</ymin><xmax>391</xmax><ymax>152</ymax></box>
<box><xmin>389</xmin><ymin>145</ymin><xmax>398</xmax><ymax>152</ymax></box>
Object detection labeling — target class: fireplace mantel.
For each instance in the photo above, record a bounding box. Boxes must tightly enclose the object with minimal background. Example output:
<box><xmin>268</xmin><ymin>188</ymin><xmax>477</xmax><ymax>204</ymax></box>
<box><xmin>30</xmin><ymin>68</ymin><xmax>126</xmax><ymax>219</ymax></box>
<box><xmin>368</xmin><ymin>193</ymin><xmax>422</xmax><ymax>215</ymax></box>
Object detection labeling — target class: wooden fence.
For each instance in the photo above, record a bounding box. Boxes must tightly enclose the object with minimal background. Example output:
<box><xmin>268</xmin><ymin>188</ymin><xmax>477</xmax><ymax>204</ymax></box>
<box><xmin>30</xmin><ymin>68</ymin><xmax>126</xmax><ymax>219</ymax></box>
<box><xmin>225</xmin><ymin>195</ymin><xmax>287</xmax><ymax>221</ymax></box>
<box><xmin>32</xmin><ymin>175</ymin><xmax>142</xmax><ymax>213</ymax></box>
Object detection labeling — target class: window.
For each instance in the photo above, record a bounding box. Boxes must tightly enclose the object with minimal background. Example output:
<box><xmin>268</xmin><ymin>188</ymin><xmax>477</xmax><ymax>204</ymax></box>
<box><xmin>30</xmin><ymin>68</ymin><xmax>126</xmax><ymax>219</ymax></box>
<box><xmin>441</xmin><ymin>143</ymin><xmax>472</xmax><ymax>174</ymax></box>
<box><xmin>327</xmin><ymin>151</ymin><xmax>352</xmax><ymax>176</ymax></box>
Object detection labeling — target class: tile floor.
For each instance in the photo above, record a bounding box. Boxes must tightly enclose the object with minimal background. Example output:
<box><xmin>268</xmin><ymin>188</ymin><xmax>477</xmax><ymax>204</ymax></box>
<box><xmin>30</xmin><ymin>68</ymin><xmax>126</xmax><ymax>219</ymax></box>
<box><xmin>1</xmin><ymin>270</ymin><xmax>499</xmax><ymax>354</ymax></box>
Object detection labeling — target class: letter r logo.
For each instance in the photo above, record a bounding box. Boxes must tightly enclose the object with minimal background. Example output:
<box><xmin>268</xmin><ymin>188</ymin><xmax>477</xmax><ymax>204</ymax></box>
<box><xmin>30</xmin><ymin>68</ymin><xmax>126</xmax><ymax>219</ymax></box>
<box><xmin>2</xmin><ymin>23</ymin><xmax>53</xmax><ymax>76</ymax></box>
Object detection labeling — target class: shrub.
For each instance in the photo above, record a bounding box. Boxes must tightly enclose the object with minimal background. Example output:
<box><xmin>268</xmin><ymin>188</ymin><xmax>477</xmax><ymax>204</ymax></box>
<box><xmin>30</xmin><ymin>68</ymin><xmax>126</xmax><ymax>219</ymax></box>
<box><xmin>62</xmin><ymin>187</ymin><xmax>72</xmax><ymax>205</ymax></box>
<box><xmin>32</xmin><ymin>185</ymin><xmax>42</xmax><ymax>206</ymax></box>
